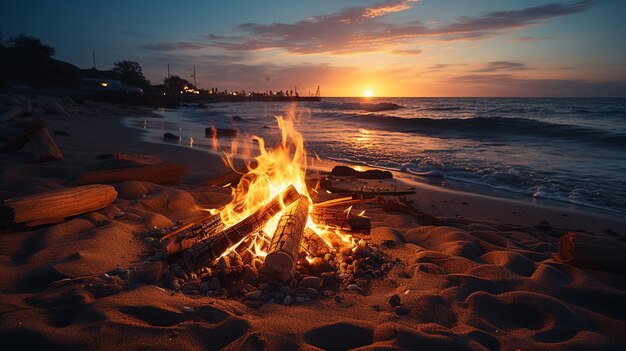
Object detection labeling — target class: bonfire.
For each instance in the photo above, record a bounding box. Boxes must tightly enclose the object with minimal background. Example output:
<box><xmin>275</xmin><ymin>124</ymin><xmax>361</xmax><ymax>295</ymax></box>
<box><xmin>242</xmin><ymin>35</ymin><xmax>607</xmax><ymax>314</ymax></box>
<box><xmin>157</xmin><ymin>113</ymin><xmax>390</xmax><ymax>302</ymax></box>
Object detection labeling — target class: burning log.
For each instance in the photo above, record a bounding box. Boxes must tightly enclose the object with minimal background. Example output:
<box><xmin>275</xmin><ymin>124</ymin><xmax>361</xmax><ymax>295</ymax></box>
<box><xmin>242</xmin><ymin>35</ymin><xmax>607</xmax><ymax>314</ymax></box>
<box><xmin>77</xmin><ymin>164</ymin><xmax>187</xmax><ymax>185</ymax></box>
<box><xmin>0</xmin><ymin>185</ymin><xmax>117</xmax><ymax>228</ymax></box>
<box><xmin>554</xmin><ymin>232</ymin><xmax>626</xmax><ymax>272</ymax></box>
<box><xmin>260</xmin><ymin>197</ymin><xmax>311</xmax><ymax>282</ymax></box>
<box><xmin>310</xmin><ymin>207</ymin><xmax>371</xmax><ymax>234</ymax></box>
<box><xmin>160</xmin><ymin>213</ymin><xmax>225</xmax><ymax>257</ymax></box>
<box><xmin>377</xmin><ymin>197</ymin><xmax>443</xmax><ymax>226</ymax></box>
<box><xmin>182</xmin><ymin>185</ymin><xmax>301</xmax><ymax>271</ymax></box>
<box><xmin>301</xmin><ymin>228</ymin><xmax>331</xmax><ymax>257</ymax></box>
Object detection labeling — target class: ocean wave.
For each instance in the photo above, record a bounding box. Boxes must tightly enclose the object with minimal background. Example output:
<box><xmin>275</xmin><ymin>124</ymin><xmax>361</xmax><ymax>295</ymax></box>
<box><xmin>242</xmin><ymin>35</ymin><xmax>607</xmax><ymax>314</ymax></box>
<box><xmin>340</xmin><ymin>115</ymin><xmax>626</xmax><ymax>148</ymax></box>
<box><xmin>318</xmin><ymin>102</ymin><xmax>404</xmax><ymax>112</ymax></box>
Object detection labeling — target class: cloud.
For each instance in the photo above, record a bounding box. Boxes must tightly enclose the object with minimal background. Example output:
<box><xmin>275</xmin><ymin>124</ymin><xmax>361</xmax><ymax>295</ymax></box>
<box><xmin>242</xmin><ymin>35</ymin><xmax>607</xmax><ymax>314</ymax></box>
<box><xmin>391</xmin><ymin>49</ymin><xmax>423</xmax><ymax>55</ymax></box>
<box><xmin>364</xmin><ymin>0</ymin><xmax>418</xmax><ymax>18</ymax></box>
<box><xmin>202</xmin><ymin>0</ymin><xmax>593</xmax><ymax>55</ymax></box>
<box><xmin>120</xmin><ymin>30</ymin><xmax>152</xmax><ymax>39</ymax></box>
<box><xmin>514</xmin><ymin>36</ymin><xmax>552</xmax><ymax>42</ymax></box>
<box><xmin>450</xmin><ymin>73</ymin><xmax>626</xmax><ymax>97</ymax></box>
<box><xmin>471</xmin><ymin>61</ymin><xmax>529</xmax><ymax>72</ymax></box>
<box><xmin>142</xmin><ymin>42</ymin><xmax>206</xmax><ymax>51</ymax></box>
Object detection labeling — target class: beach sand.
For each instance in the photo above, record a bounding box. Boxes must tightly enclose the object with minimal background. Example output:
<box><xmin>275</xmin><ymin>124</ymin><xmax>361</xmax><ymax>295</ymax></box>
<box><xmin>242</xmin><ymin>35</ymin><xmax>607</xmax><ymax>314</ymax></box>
<box><xmin>1</xmin><ymin>96</ymin><xmax>625</xmax><ymax>350</ymax></box>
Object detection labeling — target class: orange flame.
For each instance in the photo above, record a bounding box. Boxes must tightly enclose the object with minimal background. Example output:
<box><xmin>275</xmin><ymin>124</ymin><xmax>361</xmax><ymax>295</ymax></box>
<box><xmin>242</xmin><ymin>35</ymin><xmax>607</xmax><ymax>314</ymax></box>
<box><xmin>213</xmin><ymin>107</ymin><xmax>356</xmax><ymax>261</ymax></box>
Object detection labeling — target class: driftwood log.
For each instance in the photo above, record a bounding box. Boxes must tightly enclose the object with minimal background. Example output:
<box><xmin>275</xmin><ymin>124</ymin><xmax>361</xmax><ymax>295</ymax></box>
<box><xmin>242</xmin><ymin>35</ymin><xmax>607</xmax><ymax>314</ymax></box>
<box><xmin>260</xmin><ymin>197</ymin><xmax>311</xmax><ymax>281</ymax></box>
<box><xmin>0</xmin><ymin>185</ymin><xmax>118</xmax><ymax>227</ymax></box>
<box><xmin>77</xmin><ymin>164</ymin><xmax>187</xmax><ymax>185</ymax></box>
<box><xmin>554</xmin><ymin>232</ymin><xmax>626</xmax><ymax>272</ymax></box>
<box><xmin>29</xmin><ymin>126</ymin><xmax>63</xmax><ymax>162</ymax></box>
<box><xmin>0</xmin><ymin>118</ymin><xmax>43</xmax><ymax>153</ymax></box>
<box><xmin>182</xmin><ymin>185</ymin><xmax>301</xmax><ymax>271</ymax></box>
<box><xmin>310</xmin><ymin>207</ymin><xmax>371</xmax><ymax>234</ymax></box>
<box><xmin>161</xmin><ymin>213</ymin><xmax>224</xmax><ymax>257</ymax></box>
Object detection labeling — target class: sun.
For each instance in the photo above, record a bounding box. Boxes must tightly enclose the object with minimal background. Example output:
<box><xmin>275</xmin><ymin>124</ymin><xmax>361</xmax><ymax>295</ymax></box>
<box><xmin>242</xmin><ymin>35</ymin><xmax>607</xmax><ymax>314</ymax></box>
<box><xmin>364</xmin><ymin>89</ymin><xmax>373</xmax><ymax>98</ymax></box>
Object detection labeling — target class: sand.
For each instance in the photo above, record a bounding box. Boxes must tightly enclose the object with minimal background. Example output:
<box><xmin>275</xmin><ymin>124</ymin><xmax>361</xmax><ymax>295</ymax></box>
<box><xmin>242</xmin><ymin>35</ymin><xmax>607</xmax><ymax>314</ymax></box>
<box><xmin>1</xmin><ymin>95</ymin><xmax>625</xmax><ymax>350</ymax></box>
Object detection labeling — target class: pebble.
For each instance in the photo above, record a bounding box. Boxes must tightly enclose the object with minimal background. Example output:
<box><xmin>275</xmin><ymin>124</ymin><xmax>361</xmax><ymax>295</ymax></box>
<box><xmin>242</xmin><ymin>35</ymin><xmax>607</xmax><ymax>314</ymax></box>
<box><xmin>300</xmin><ymin>276</ymin><xmax>321</xmax><ymax>289</ymax></box>
<box><xmin>296</xmin><ymin>296</ymin><xmax>306</xmax><ymax>303</ymax></box>
<box><xmin>245</xmin><ymin>290</ymin><xmax>263</xmax><ymax>300</ymax></box>
<box><xmin>243</xmin><ymin>265</ymin><xmax>259</xmax><ymax>285</ymax></box>
<box><xmin>347</xmin><ymin>284</ymin><xmax>363</xmax><ymax>294</ymax></box>
<box><xmin>306</xmin><ymin>288</ymin><xmax>320</xmax><ymax>299</ymax></box>
<box><xmin>283</xmin><ymin>295</ymin><xmax>292</xmax><ymax>305</ymax></box>
<box><xmin>171</xmin><ymin>279</ymin><xmax>181</xmax><ymax>291</ymax></box>
<box><xmin>388</xmin><ymin>294</ymin><xmax>401</xmax><ymax>307</ymax></box>
<box><xmin>395</xmin><ymin>306</ymin><xmax>409</xmax><ymax>316</ymax></box>
<box><xmin>181</xmin><ymin>306</ymin><xmax>194</xmax><ymax>313</ymax></box>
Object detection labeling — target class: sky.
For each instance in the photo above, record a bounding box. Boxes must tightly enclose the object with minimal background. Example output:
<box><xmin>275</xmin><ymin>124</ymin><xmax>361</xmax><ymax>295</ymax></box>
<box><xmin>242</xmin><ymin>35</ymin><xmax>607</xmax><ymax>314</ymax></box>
<box><xmin>1</xmin><ymin>0</ymin><xmax>625</xmax><ymax>97</ymax></box>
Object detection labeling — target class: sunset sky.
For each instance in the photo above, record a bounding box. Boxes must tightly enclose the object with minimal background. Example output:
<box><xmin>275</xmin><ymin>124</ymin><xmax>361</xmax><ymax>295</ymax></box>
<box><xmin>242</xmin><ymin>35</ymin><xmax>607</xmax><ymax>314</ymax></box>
<box><xmin>1</xmin><ymin>0</ymin><xmax>625</xmax><ymax>96</ymax></box>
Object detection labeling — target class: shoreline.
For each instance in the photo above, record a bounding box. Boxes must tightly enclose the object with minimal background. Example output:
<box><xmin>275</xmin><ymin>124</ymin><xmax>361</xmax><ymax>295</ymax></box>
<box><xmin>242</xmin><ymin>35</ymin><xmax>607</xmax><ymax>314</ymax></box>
<box><xmin>119</xmin><ymin>112</ymin><xmax>625</xmax><ymax>234</ymax></box>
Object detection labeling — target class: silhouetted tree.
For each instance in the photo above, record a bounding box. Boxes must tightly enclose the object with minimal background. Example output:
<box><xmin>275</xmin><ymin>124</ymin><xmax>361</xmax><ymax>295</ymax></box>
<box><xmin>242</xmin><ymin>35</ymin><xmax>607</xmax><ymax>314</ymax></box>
<box><xmin>112</xmin><ymin>60</ymin><xmax>150</xmax><ymax>88</ymax></box>
<box><xmin>164</xmin><ymin>75</ymin><xmax>194</xmax><ymax>93</ymax></box>
<box><xmin>7</xmin><ymin>34</ymin><xmax>55</xmax><ymax>56</ymax></box>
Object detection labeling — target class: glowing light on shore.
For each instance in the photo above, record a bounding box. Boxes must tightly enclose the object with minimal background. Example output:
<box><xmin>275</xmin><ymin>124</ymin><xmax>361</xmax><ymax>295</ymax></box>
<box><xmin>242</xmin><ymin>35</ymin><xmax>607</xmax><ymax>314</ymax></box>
<box><xmin>364</xmin><ymin>89</ymin><xmax>373</xmax><ymax>97</ymax></box>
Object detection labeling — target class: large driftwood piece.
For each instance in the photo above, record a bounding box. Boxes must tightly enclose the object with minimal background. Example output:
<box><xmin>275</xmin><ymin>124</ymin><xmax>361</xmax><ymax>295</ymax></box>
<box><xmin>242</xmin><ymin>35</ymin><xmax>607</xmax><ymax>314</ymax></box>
<box><xmin>161</xmin><ymin>213</ymin><xmax>224</xmax><ymax>257</ymax></box>
<box><xmin>29</xmin><ymin>126</ymin><xmax>63</xmax><ymax>162</ymax></box>
<box><xmin>77</xmin><ymin>164</ymin><xmax>187</xmax><ymax>185</ymax></box>
<box><xmin>260</xmin><ymin>198</ymin><xmax>310</xmax><ymax>281</ymax></box>
<box><xmin>377</xmin><ymin>197</ymin><xmax>443</xmax><ymax>226</ymax></box>
<box><xmin>0</xmin><ymin>118</ymin><xmax>45</xmax><ymax>153</ymax></box>
<box><xmin>182</xmin><ymin>185</ymin><xmax>301</xmax><ymax>271</ymax></box>
<box><xmin>554</xmin><ymin>232</ymin><xmax>626</xmax><ymax>272</ymax></box>
<box><xmin>0</xmin><ymin>185</ymin><xmax>118</xmax><ymax>227</ymax></box>
<box><xmin>310</xmin><ymin>207</ymin><xmax>371</xmax><ymax>234</ymax></box>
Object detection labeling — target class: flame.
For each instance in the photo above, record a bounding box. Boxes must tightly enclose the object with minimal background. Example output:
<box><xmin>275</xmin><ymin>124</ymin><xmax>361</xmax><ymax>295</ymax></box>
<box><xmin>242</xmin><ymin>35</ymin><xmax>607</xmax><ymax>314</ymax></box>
<box><xmin>212</xmin><ymin>107</ymin><xmax>356</xmax><ymax>262</ymax></box>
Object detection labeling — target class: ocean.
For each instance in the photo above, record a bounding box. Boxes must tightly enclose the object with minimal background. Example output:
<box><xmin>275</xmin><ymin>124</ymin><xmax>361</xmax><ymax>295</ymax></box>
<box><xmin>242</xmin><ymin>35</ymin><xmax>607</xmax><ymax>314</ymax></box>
<box><xmin>125</xmin><ymin>97</ymin><xmax>626</xmax><ymax>216</ymax></box>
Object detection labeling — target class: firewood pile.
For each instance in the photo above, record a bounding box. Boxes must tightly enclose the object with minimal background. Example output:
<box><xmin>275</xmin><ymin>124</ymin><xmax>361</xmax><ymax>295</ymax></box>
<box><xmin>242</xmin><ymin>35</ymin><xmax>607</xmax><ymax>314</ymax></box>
<box><xmin>143</xmin><ymin>184</ymin><xmax>396</xmax><ymax>306</ymax></box>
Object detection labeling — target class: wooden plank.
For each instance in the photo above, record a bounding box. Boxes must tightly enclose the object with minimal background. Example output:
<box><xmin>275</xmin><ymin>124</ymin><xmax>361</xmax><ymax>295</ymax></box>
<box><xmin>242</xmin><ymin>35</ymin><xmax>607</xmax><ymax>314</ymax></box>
<box><xmin>0</xmin><ymin>185</ymin><xmax>117</xmax><ymax>227</ymax></box>
<box><xmin>77</xmin><ymin>164</ymin><xmax>187</xmax><ymax>185</ymax></box>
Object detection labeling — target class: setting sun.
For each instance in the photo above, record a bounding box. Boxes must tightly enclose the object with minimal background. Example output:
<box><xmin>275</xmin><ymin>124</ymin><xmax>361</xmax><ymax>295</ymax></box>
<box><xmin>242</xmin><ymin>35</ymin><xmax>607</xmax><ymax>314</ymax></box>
<box><xmin>364</xmin><ymin>89</ymin><xmax>373</xmax><ymax>97</ymax></box>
